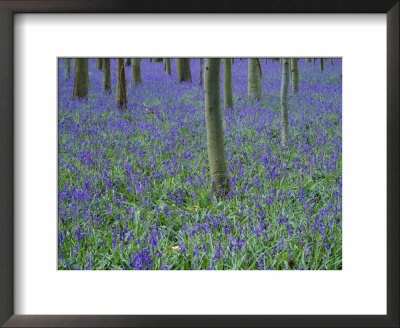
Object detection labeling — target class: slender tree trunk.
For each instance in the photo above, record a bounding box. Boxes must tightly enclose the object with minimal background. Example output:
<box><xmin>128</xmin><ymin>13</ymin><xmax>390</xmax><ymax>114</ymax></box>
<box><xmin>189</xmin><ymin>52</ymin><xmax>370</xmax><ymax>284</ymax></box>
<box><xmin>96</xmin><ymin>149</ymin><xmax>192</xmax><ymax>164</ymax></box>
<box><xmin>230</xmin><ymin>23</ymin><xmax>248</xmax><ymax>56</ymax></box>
<box><xmin>199</xmin><ymin>58</ymin><xmax>203</xmax><ymax>86</ymax></box>
<box><xmin>313</xmin><ymin>58</ymin><xmax>316</xmax><ymax>64</ymax></box>
<box><xmin>290</xmin><ymin>58</ymin><xmax>299</xmax><ymax>94</ymax></box>
<box><xmin>305</xmin><ymin>58</ymin><xmax>311</xmax><ymax>63</ymax></box>
<box><xmin>149</xmin><ymin>58</ymin><xmax>153</xmax><ymax>62</ymax></box>
<box><xmin>96</xmin><ymin>58</ymin><xmax>102</xmax><ymax>70</ymax></box>
<box><xmin>280</xmin><ymin>58</ymin><xmax>289</xmax><ymax>148</ymax></box>
<box><xmin>73</xmin><ymin>58</ymin><xmax>88</xmax><ymax>99</ymax></box>
<box><xmin>116</xmin><ymin>58</ymin><xmax>127</xmax><ymax>109</ymax></box>
<box><xmin>279</xmin><ymin>58</ymin><xmax>282</xmax><ymax>65</ymax></box>
<box><xmin>126</xmin><ymin>58</ymin><xmax>132</xmax><ymax>66</ymax></box>
<box><xmin>231</xmin><ymin>58</ymin><xmax>234</xmax><ymax>65</ymax></box>
<box><xmin>176</xmin><ymin>58</ymin><xmax>192</xmax><ymax>82</ymax></box>
<box><xmin>330</xmin><ymin>58</ymin><xmax>334</xmax><ymax>65</ymax></box>
<box><xmin>204</xmin><ymin>58</ymin><xmax>230</xmax><ymax>198</ymax></box>
<box><xmin>154</xmin><ymin>58</ymin><xmax>163</xmax><ymax>63</ymax></box>
<box><xmin>320</xmin><ymin>58</ymin><xmax>324</xmax><ymax>71</ymax></box>
<box><xmin>102</xmin><ymin>58</ymin><xmax>111</xmax><ymax>92</ymax></box>
<box><xmin>63</xmin><ymin>58</ymin><xmax>71</xmax><ymax>80</ymax></box>
<box><xmin>164</xmin><ymin>58</ymin><xmax>171</xmax><ymax>75</ymax></box>
<box><xmin>248</xmin><ymin>58</ymin><xmax>262</xmax><ymax>100</ymax></box>
<box><xmin>132</xmin><ymin>58</ymin><xmax>142</xmax><ymax>85</ymax></box>
<box><xmin>223</xmin><ymin>58</ymin><xmax>233</xmax><ymax>109</ymax></box>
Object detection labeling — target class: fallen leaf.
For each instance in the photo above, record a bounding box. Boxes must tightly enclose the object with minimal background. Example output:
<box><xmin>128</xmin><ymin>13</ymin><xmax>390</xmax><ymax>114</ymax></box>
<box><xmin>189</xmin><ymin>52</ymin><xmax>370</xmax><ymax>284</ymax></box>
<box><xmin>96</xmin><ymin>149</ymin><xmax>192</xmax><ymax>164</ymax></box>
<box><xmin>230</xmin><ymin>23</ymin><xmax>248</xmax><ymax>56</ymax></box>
<box><xmin>167</xmin><ymin>246</ymin><xmax>181</xmax><ymax>251</ymax></box>
<box><xmin>194</xmin><ymin>205</ymin><xmax>199</xmax><ymax>212</ymax></box>
<box><xmin>288</xmin><ymin>259</ymin><xmax>295</xmax><ymax>269</ymax></box>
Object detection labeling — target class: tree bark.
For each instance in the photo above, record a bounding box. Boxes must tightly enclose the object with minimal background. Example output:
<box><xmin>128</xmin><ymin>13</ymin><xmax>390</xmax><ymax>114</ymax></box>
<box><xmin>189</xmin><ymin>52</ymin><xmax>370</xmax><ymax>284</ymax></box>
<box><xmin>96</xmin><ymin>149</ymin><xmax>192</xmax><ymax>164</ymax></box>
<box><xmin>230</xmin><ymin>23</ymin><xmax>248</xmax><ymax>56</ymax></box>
<box><xmin>280</xmin><ymin>58</ymin><xmax>289</xmax><ymax>148</ymax></box>
<box><xmin>330</xmin><ymin>58</ymin><xmax>334</xmax><ymax>65</ymax></box>
<box><xmin>96</xmin><ymin>58</ymin><xmax>103</xmax><ymax>70</ymax></box>
<box><xmin>248</xmin><ymin>58</ymin><xmax>262</xmax><ymax>100</ymax></box>
<box><xmin>290</xmin><ymin>58</ymin><xmax>299</xmax><ymax>94</ymax></box>
<box><xmin>125</xmin><ymin>58</ymin><xmax>132</xmax><ymax>66</ymax></box>
<box><xmin>116</xmin><ymin>58</ymin><xmax>127</xmax><ymax>109</ymax></box>
<box><xmin>320</xmin><ymin>58</ymin><xmax>324</xmax><ymax>71</ymax></box>
<box><xmin>132</xmin><ymin>58</ymin><xmax>142</xmax><ymax>85</ymax></box>
<box><xmin>163</xmin><ymin>58</ymin><xmax>171</xmax><ymax>75</ymax></box>
<box><xmin>176</xmin><ymin>58</ymin><xmax>192</xmax><ymax>82</ymax></box>
<box><xmin>63</xmin><ymin>58</ymin><xmax>71</xmax><ymax>80</ymax></box>
<box><xmin>73</xmin><ymin>58</ymin><xmax>88</xmax><ymax>99</ymax></box>
<box><xmin>223</xmin><ymin>58</ymin><xmax>233</xmax><ymax>109</ymax></box>
<box><xmin>204</xmin><ymin>58</ymin><xmax>230</xmax><ymax>198</ymax></box>
<box><xmin>102</xmin><ymin>58</ymin><xmax>111</xmax><ymax>92</ymax></box>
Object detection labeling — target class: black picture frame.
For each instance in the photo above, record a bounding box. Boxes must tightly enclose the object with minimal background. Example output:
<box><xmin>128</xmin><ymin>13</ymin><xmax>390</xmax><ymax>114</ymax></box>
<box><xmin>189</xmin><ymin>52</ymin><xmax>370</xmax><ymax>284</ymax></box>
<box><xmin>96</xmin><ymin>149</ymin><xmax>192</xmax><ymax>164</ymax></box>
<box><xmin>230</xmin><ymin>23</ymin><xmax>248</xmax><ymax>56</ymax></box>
<box><xmin>0</xmin><ymin>1</ymin><xmax>398</xmax><ymax>327</ymax></box>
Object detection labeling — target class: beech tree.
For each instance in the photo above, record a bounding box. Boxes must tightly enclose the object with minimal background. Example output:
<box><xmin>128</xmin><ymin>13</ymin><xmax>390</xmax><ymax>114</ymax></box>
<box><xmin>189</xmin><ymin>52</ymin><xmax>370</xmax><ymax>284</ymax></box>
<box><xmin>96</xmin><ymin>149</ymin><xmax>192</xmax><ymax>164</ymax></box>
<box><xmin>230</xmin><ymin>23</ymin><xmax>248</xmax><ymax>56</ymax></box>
<box><xmin>199</xmin><ymin>58</ymin><xmax>203</xmax><ymax>86</ymax></box>
<box><xmin>290</xmin><ymin>58</ymin><xmax>299</xmax><ymax>94</ymax></box>
<box><xmin>320</xmin><ymin>58</ymin><xmax>324</xmax><ymax>71</ymax></box>
<box><xmin>176</xmin><ymin>58</ymin><xmax>192</xmax><ymax>82</ymax></box>
<box><xmin>223</xmin><ymin>58</ymin><xmax>233</xmax><ymax>109</ymax></box>
<box><xmin>163</xmin><ymin>58</ymin><xmax>171</xmax><ymax>75</ymax></box>
<box><xmin>132</xmin><ymin>58</ymin><xmax>142</xmax><ymax>85</ymax></box>
<box><xmin>248</xmin><ymin>58</ymin><xmax>262</xmax><ymax>100</ymax></box>
<box><xmin>63</xmin><ymin>58</ymin><xmax>71</xmax><ymax>80</ymax></box>
<box><xmin>330</xmin><ymin>58</ymin><xmax>334</xmax><ymax>65</ymax></box>
<box><xmin>73</xmin><ymin>58</ymin><xmax>88</xmax><ymax>99</ymax></box>
<box><xmin>96</xmin><ymin>58</ymin><xmax>102</xmax><ymax>70</ymax></box>
<box><xmin>280</xmin><ymin>58</ymin><xmax>289</xmax><ymax>147</ymax></box>
<box><xmin>102</xmin><ymin>58</ymin><xmax>111</xmax><ymax>92</ymax></box>
<box><xmin>116</xmin><ymin>58</ymin><xmax>127</xmax><ymax>109</ymax></box>
<box><xmin>204</xmin><ymin>58</ymin><xmax>230</xmax><ymax>197</ymax></box>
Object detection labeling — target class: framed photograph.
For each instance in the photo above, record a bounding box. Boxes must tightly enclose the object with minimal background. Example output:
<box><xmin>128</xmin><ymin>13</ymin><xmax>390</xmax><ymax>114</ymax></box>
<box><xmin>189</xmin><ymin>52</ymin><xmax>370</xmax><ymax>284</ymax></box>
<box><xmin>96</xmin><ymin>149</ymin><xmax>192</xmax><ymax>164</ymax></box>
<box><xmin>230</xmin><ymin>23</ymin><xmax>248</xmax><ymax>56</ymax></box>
<box><xmin>1</xmin><ymin>0</ymin><xmax>398</xmax><ymax>327</ymax></box>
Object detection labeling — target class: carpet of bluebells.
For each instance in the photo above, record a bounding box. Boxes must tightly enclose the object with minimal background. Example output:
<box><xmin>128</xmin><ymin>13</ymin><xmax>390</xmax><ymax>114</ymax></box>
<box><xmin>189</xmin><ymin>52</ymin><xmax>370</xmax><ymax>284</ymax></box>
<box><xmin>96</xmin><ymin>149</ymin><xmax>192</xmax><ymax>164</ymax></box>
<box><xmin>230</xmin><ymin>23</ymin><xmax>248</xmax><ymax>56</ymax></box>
<box><xmin>58</xmin><ymin>58</ymin><xmax>342</xmax><ymax>270</ymax></box>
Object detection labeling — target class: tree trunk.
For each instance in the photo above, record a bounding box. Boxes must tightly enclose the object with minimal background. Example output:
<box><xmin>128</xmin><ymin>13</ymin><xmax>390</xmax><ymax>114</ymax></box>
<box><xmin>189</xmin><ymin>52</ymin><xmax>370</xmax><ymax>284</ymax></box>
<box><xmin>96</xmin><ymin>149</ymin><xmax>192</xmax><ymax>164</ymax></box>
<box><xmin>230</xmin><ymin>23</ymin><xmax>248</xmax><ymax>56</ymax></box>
<box><xmin>330</xmin><ymin>58</ymin><xmax>334</xmax><ymax>65</ymax></box>
<box><xmin>102</xmin><ymin>58</ymin><xmax>111</xmax><ymax>92</ymax></box>
<box><xmin>248</xmin><ymin>58</ymin><xmax>262</xmax><ymax>100</ymax></box>
<box><xmin>132</xmin><ymin>58</ymin><xmax>142</xmax><ymax>85</ymax></box>
<box><xmin>223</xmin><ymin>58</ymin><xmax>233</xmax><ymax>109</ymax></box>
<box><xmin>73</xmin><ymin>58</ymin><xmax>88</xmax><ymax>99</ymax></box>
<box><xmin>96</xmin><ymin>58</ymin><xmax>102</xmax><ymax>70</ymax></box>
<box><xmin>176</xmin><ymin>58</ymin><xmax>192</xmax><ymax>82</ymax></box>
<box><xmin>305</xmin><ymin>58</ymin><xmax>311</xmax><ymax>63</ymax></box>
<box><xmin>164</xmin><ymin>58</ymin><xmax>171</xmax><ymax>75</ymax></box>
<box><xmin>63</xmin><ymin>58</ymin><xmax>71</xmax><ymax>80</ymax></box>
<box><xmin>154</xmin><ymin>58</ymin><xmax>163</xmax><ymax>63</ymax></box>
<box><xmin>204</xmin><ymin>58</ymin><xmax>230</xmax><ymax>198</ymax></box>
<box><xmin>320</xmin><ymin>58</ymin><xmax>324</xmax><ymax>71</ymax></box>
<box><xmin>280</xmin><ymin>58</ymin><xmax>289</xmax><ymax>148</ymax></box>
<box><xmin>199</xmin><ymin>58</ymin><xmax>203</xmax><ymax>86</ymax></box>
<box><xmin>290</xmin><ymin>58</ymin><xmax>299</xmax><ymax>94</ymax></box>
<box><xmin>116</xmin><ymin>58</ymin><xmax>127</xmax><ymax>109</ymax></box>
<box><xmin>125</xmin><ymin>58</ymin><xmax>132</xmax><ymax>66</ymax></box>
<box><xmin>313</xmin><ymin>58</ymin><xmax>316</xmax><ymax>64</ymax></box>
